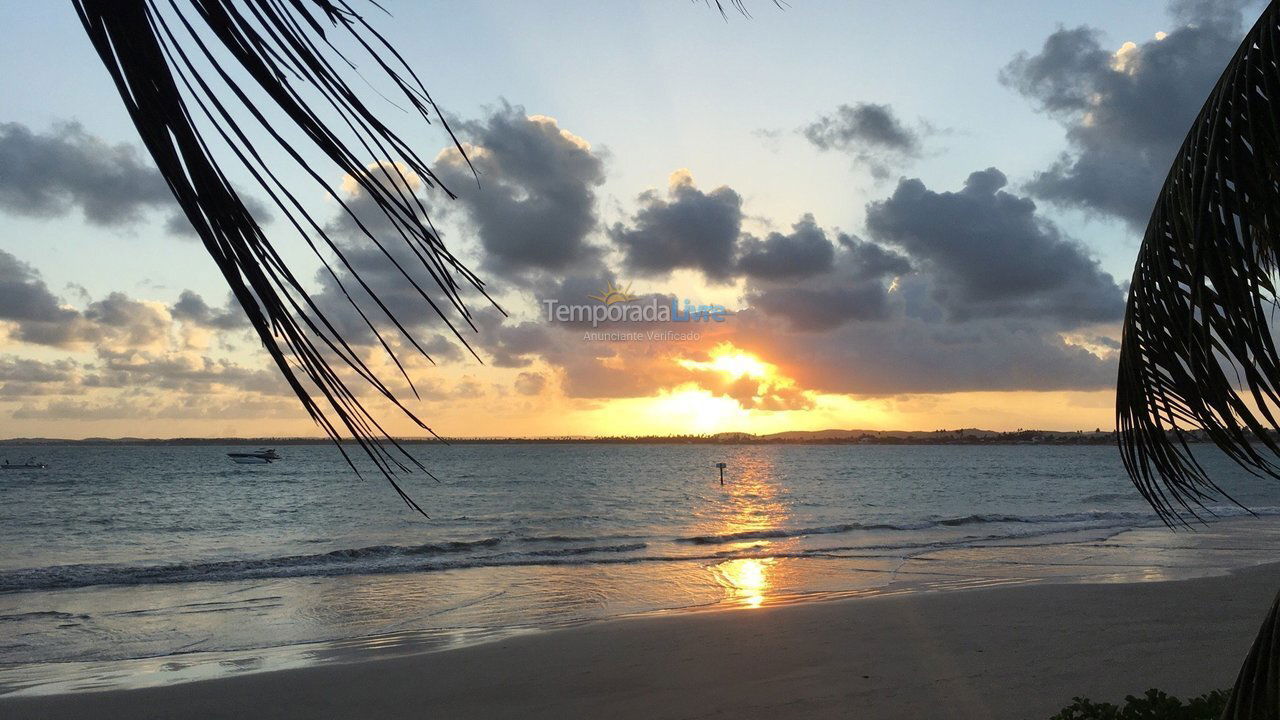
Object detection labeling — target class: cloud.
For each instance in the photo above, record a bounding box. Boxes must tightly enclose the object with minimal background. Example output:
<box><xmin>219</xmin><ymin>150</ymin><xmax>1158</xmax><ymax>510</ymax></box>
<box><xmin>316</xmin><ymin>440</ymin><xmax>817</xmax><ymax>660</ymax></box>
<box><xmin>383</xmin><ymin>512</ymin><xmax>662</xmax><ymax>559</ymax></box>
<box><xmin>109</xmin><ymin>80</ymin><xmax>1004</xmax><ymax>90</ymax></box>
<box><xmin>435</xmin><ymin>104</ymin><xmax>606</xmax><ymax>279</ymax></box>
<box><xmin>1001</xmin><ymin>3</ymin><xmax>1252</xmax><ymax>226</ymax></box>
<box><xmin>0</xmin><ymin>121</ymin><xmax>172</xmax><ymax>226</ymax></box>
<box><xmin>170</xmin><ymin>290</ymin><xmax>246</xmax><ymax>330</ymax></box>
<box><xmin>309</xmin><ymin>105</ymin><xmax>608</xmax><ymax>357</ymax></box>
<box><xmin>0</xmin><ymin>356</ymin><xmax>79</xmax><ymax>398</ymax></box>
<box><xmin>82</xmin><ymin>293</ymin><xmax>170</xmax><ymax>350</ymax></box>
<box><xmin>802</xmin><ymin>103</ymin><xmax>926</xmax><ymax>178</ymax></box>
<box><xmin>83</xmin><ymin>350</ymin><xmax>289</xmax><ymax>396</ymax></box>
<box><xmin>0</xmin><ymin>120</ymin><xmax>274</xmax><ymax>236</ymax></box>
<box><xmin>0</xmin><ymin>249</ymin><xmax>96</xmax><ymax>346</ymax></box>
<box><xmin>727</xmin><ymin>306</ymin><xmax>1115</xmax><ymax>396</ymax></box>
<box><xmin>476</xmin><ymin>313</ymin><xmax>555</xmax><ymax>368</ymax></box>
<box><xmin>0</xmin><ymin>249</ymin><xmax>226</xmax><ymax>353</ymax></box>
<box><xmin>513</xmin><ymin>371</ymin><xmax>546</xmax><ymax>396</ymax></box>
<box><xmin>444</xmin><ymin>156</ymin><xmax>1119</xmax><ymax>402</ymax></box>
<box><xmin>744</xmin><ymin>233</ymin><xmax>909</xmax><ymax>331</ymax></box>
<box><xmin>735</xmin><ymin>214</ymin><xmax>836</xmax><ymax>280</ymax></box>
<box><xmin>609</xmin><ymin>170</ymin><xmax>743</xmax><ymax>282</ymax></box>
<box><xmin>11</xmin><ymin>396</ymin><xmax>301</xmax><ymax>421</ymax></box>
<box><xmin>864</xmin><ymin>168</ymin><xmax>1124</xmax><ymax>323</ymax></box>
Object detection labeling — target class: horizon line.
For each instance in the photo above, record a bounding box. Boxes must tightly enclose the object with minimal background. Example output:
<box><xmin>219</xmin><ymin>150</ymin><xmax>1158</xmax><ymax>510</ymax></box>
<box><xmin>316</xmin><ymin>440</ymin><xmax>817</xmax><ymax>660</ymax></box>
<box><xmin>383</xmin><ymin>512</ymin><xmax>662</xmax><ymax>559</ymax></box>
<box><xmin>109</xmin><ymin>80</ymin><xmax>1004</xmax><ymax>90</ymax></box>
<box><xmin>0</xmin><ymin>427</ymin><xmax>1123</xmax><ymax>443</ymax></box>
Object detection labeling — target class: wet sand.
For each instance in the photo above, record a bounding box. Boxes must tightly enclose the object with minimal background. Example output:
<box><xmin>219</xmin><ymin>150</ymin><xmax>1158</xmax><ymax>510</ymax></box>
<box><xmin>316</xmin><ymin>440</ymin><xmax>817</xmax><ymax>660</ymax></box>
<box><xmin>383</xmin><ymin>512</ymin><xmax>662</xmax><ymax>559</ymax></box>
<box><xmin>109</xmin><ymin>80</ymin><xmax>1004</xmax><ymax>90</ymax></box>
<box><xmin>4</xmin><ymin>560</ymin><xmax>1278</xmax><ymax>719</ymax></box>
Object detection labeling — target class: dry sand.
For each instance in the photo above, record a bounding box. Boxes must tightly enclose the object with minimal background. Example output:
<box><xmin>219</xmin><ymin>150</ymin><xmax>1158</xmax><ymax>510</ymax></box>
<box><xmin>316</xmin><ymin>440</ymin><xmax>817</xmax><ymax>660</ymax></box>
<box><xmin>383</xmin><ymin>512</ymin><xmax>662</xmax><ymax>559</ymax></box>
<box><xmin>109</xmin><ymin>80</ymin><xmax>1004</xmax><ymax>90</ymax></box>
<box><xmin>5</xmin><ymin>562</ymin><xmax>1279</xmax><ymax>720</ymax></box>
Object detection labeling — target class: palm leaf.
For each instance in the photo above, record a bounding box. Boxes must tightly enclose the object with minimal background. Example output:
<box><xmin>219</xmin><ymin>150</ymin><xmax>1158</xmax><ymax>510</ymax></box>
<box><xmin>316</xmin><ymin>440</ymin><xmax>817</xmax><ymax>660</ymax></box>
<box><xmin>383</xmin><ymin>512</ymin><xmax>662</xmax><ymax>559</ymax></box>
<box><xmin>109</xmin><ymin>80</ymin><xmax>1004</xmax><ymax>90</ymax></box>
<box><xmin>1117</xmin><ymin>2</ymin><xmax>1280</xmax><ymax>715</ymax></box>
<box><xmin>1117</xmin><ymin>0</ymin><xmax>1280</xmax><ymax>525</ymax></box>
<box><xmin>72</xmin><ymin>0</ymin><xmax>500</xmax><ymax>515</ymax></box>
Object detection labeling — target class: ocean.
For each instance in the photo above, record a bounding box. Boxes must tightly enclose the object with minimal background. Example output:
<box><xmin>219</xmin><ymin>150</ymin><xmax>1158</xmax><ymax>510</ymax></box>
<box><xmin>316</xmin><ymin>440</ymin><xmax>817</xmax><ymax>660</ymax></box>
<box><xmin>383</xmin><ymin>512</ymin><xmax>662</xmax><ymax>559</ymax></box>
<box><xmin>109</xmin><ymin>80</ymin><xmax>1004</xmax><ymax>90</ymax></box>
<box><xmin>2</xmin><ymin>442</ymin><xmax>1279</xmax><ymax>695</ymax></box>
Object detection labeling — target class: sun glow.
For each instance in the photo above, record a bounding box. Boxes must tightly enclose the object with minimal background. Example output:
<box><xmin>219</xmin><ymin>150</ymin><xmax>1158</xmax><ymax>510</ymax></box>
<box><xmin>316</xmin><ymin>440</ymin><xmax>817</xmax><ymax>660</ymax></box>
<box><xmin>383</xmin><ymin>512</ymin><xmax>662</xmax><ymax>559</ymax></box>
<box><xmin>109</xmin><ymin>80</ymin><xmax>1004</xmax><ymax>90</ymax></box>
<box><xmin>643</xmin><ymin>388</ymin><xmax>747</xmax><ymax>434</ymax></box>
<box><xmin>679</xmin><ymin>343</ymin><xmax>773</xmax><ymax>381</ymax></box>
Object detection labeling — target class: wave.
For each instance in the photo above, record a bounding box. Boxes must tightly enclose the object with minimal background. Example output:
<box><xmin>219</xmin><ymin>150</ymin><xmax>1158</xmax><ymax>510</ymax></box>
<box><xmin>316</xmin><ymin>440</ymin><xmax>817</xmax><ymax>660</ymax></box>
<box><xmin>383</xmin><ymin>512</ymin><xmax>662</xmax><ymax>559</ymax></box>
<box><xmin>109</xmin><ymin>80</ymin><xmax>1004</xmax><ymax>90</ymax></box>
<box><xmin>678</xmin><ymin>523</ymin><xmax>885</xmax><ymax>545</ymax></box>
<box><xmin>321</xmin><ymin>538</ymin><xmax>502</xmax><ymax>559</ymax></box>
<box><xmin>933</xmin><ymin>510</ymin><xmax>1149</xmax><ymax>527</ymax></box>
<box><xmin>517</xmin><ymin>534</ymin><xmax>645</xmax><ymax>544</ymax></box>
<box><xmin>675</xmin><ymin>510</ymin><xmax>1172</xmax><ymax>545</ymax></box>
<box><xmin>7</xmin><ymin>506</ymin><xmax>1277</xmax><ymax>594</ymax></box>
<box><xmin>675</xmin><ymin>506</ymin><xmax>1280</xmax><ymax>546</ymax></box>
<box><xmin>525</xmin><ymin>543</ymin><xmax>647</xmax><ymax>557</ymax></box>
<box><xmin>1078</xmin><ymin>492</ymin><xmax>1136</xmax><ymax>504</ymax></box>
<box><xmin>0</xmin><ymin>539</ymin><xmax>647</xmax><ymax>593</ymax></box>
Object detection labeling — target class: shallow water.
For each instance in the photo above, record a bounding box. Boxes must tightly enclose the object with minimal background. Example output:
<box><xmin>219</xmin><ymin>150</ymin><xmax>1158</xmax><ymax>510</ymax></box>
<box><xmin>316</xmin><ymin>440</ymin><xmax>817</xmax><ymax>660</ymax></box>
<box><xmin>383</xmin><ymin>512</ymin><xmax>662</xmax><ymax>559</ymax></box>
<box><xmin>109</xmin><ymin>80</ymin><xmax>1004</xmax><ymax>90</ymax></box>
<box><xmin>2</xmin><ymin>442</ymin><xmax>1279</xmax><ymax>694</ymax></box>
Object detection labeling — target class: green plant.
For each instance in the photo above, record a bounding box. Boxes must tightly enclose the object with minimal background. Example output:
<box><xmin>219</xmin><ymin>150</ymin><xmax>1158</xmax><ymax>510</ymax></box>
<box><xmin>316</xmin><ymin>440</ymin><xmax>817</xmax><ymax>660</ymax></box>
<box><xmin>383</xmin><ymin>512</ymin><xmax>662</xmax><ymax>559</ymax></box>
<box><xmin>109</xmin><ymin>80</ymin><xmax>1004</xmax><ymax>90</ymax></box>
<box><xmin>1049</xmin><ymin>689</ymin><xmax>1229</xmax><ymax>720</ymax></box>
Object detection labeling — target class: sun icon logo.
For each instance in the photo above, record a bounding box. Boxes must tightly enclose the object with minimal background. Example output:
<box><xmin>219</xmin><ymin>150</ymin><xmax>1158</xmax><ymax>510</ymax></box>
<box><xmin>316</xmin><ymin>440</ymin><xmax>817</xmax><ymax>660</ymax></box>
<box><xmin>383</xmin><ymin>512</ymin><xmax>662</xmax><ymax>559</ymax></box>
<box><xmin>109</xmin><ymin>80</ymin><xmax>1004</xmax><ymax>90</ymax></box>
<box><xmin>588</xmin><ymin>280</ymin><xmax>637</xmax><ymax>305</ymax></box>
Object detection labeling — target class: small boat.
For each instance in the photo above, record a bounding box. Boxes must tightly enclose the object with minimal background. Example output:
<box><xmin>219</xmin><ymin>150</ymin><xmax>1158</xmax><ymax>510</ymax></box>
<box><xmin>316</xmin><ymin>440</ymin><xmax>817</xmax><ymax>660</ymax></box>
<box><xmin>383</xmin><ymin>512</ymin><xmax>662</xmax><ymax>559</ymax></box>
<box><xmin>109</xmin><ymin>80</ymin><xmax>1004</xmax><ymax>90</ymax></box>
<box><xmin>2</xmin><ymin>458</ymin><xmax>48</xmax><ymax>470</ymax></box>
<box><xmin>226</xmin><ymin>448</ymin><xmax>281</xmax><ymax>465</ymax></box>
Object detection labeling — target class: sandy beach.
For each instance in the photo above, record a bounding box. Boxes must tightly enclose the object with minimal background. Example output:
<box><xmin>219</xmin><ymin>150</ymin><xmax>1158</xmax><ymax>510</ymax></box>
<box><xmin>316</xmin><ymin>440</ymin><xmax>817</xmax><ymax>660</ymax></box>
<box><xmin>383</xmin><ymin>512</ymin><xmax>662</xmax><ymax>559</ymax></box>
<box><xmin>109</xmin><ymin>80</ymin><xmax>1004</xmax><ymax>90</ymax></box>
<box><xmin>4</xmin><ymin>560</ymin><xmax>1276</xmax><ymax>720</ymax></box>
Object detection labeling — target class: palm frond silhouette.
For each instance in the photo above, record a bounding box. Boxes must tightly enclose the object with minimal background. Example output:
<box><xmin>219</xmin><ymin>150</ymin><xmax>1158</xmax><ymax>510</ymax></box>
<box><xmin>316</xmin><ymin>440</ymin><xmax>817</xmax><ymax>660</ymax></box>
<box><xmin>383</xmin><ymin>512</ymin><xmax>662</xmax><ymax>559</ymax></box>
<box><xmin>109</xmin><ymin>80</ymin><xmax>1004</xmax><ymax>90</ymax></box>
<box><xmin>1116</xmin><ymin>1</ymin><xmax>1280</xmax><ymax>714</ymax></box>
<box><xmin>72</xmin><ymin>0</ymin><xmax>761</xmax><ymax>515</ymax></box>
<box><xmin>72</xmin><ymin>0</ymin><xmax>503</xmax><ymax>515</ymax></box>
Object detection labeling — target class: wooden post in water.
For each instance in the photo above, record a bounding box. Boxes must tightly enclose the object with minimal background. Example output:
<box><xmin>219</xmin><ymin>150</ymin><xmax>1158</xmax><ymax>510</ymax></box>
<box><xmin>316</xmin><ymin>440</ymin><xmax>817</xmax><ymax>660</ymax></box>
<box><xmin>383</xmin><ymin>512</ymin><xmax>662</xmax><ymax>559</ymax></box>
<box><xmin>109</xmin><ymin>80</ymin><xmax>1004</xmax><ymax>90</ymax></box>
<box><xmin>716</xmin><ymin>462</ymin><xmax>727</xmax><ymax>485</ymax></box>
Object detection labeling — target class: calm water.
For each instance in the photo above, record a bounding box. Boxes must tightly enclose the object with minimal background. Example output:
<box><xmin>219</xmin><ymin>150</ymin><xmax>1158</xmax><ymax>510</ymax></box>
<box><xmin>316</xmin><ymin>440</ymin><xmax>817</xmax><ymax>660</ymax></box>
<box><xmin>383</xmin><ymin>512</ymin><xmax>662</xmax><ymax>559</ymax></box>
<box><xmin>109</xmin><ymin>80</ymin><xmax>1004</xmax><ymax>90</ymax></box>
<box><xmin>3</xmin><ymin>442</ymin><xmax>1280</xmax><ymax>694</ymax></box>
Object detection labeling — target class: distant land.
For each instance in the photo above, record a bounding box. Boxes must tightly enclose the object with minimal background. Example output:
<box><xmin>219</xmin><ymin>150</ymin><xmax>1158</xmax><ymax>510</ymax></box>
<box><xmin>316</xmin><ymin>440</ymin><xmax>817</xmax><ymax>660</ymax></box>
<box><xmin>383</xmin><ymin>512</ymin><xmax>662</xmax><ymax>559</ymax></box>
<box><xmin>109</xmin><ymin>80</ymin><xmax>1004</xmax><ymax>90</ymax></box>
<box><xmin>0</xmin><ymin>428</ymin><xmax>1166</xmax><ymax>446</ymax></box>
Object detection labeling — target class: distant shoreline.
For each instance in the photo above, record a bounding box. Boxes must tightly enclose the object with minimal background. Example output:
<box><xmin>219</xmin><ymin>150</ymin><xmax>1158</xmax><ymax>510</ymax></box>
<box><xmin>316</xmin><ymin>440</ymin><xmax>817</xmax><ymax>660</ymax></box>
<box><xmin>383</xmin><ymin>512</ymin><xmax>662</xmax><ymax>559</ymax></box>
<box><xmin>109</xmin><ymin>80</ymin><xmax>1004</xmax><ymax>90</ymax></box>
<box><xmin>0</xmin><ymin>428</ymin><xmax>1140</xmax><ymax>446</ymax></box>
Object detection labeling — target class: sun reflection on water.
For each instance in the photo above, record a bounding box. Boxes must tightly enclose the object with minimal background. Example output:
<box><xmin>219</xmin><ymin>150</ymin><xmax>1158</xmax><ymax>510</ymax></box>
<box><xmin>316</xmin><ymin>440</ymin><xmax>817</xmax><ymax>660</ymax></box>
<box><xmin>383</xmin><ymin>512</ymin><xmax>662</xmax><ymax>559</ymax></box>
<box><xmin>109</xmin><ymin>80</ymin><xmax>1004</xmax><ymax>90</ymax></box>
<box><xmin>713</xmin><ymin>557</ymin><xmax>775</xmax><ymax>608</ymax></box>
<box><xmin>700</xmin><ymin>450</ymin><xmax>787</xmax><ymax>608</ymax></box>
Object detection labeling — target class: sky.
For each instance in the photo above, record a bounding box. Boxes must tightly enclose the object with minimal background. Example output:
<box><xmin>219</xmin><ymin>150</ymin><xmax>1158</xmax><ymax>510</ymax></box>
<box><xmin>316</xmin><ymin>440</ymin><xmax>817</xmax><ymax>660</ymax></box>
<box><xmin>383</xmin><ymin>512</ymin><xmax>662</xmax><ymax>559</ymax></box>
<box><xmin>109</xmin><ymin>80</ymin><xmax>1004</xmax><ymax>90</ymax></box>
<box><xmin>0</xmin><ymin>0</ymin><xmax>1265</xmax><ymax>438</ymax></box>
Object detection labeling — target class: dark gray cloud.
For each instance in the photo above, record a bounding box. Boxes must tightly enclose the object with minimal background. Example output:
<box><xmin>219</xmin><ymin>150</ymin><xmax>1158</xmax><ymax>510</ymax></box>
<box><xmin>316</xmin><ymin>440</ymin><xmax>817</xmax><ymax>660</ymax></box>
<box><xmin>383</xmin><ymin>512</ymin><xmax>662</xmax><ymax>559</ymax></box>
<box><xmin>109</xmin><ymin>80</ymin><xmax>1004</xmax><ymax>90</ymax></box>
<box><xmin>0</xmin><ymin>120</ymin><xmax>276</xmax><ymax>235</ymax></box>
<box><xmin>836</xmin><ymin>233</ymin><xmax>915</xmax><ymax>280</ymax></box>
<box><xmin>170</xmin><ymin>290</ymin><xmax>246</xmax><ymax>330</ymax></box>
<box><xmin>0</xmin><ymin>249</ymin><xmax>219</xmax><ymax>351</ymax></box>
<box><xmin>1001</xmin><ymin>2</ymin><xmax>1254</xmax><ymax>226</ymax></box>
<box><xmin>865</xmin><ymin>168</ymin><xmax>1124</xmax><ymax>324</ymax></box>
<box><xmin>802</xmin><ymin>103</ymin><xmax>925</xmax><ymax>178</ymax></box>
<box><xmin>608</xmin><ymin>171</ymin><xmax>742</xmax><ymax>282</ymax></box>
<box><xmin>0</xmin><ymin>250</ymin><xmax>79</xmax><ymax>325</ymax></box>
<box><xmin>0</xmin><ymin>249</ymin><xmax>93</xmax><ymax>346</ymax></box>
<box><xmin>435</xmin><ymin>103</ymin><xmax>606</xmax><ymax>279</ymax></box>
<box><xmin>0</xmin><ymin>121</ymin><xmax>172</xmax><ymax>225</ymax></box>
<box><xmin>309</xmin><ymin>105</ymin><xmax>608</xmax><ymax>359</ymax></box>
<box><xmin>744</xmin><ymin>232</ymin><xmax>910</xmax><ymax>331</ymax></box>
<box><xmin>729</xmin><ymin>304</ymin><xmax>1115</xmax><ymax>396</ymax></box>
<box><xmin>0</xmin><ymin>356</ymin><xmax>78</xmax><ymax>398</ymax></box>
<box><xmin>746</xmin><ymin>283</ymin><xmax>893</xmax><ymax>332</ymax></box>
<box><xmin>474</xmin><ymin>312</ymin><xmax>555</xmax><ymax>368</ymax></box>
<box><xmin>82</xmin><ymin>293</ymin><xmax>170</xmax><ymax>349</ymax></box>
<box><xmin>735</xmin><ymin>214</ymin><xmax>836</xmax><ymax>281</ymax></box>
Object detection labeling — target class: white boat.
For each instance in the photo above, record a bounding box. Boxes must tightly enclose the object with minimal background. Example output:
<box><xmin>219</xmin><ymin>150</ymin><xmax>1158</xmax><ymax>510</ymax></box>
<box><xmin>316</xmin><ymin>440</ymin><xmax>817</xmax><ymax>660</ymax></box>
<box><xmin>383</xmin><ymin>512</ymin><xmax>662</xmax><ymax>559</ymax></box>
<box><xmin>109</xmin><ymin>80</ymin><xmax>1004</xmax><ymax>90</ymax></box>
<box><xmin>226</xmin><ymin>448</ymin><xmax>281</xmax><ymax>464</ymax></box>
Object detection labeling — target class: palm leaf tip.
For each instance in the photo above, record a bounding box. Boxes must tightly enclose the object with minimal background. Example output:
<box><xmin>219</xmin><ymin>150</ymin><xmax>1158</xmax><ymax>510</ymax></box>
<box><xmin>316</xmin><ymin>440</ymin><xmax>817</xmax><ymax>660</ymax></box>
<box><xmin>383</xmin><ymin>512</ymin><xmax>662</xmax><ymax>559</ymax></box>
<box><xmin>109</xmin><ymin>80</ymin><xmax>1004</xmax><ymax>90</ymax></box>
<box><xmin>1116</xmin><ymin>1</ymin><xmax>1280</xmax><ymax>525</ymax></box>
<box><xmin>73</xmin><ymin>0</ymin><xmax>496</xmax><ymax>515</ymax></box>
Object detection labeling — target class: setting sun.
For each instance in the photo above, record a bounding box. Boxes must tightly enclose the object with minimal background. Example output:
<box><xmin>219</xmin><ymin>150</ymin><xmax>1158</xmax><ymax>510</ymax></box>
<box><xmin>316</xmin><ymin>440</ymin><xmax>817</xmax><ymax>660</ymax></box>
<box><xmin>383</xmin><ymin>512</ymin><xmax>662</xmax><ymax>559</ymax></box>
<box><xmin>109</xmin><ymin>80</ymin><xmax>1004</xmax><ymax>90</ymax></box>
<box><xmin>679</xmin><ymin>343</ymin><xmax>772</xmax><ymax>380</ymax></box>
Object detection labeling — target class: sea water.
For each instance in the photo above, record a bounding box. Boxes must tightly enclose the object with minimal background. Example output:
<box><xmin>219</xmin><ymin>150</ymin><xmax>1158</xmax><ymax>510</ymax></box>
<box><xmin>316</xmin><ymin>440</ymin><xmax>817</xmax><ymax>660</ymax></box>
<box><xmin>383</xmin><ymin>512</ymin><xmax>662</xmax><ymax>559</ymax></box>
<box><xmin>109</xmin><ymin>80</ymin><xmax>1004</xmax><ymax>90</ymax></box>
<box><xmin>2</xmin><ymin>442</ymin><xmax>1280</xmax><ymax>694</ymax></box>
